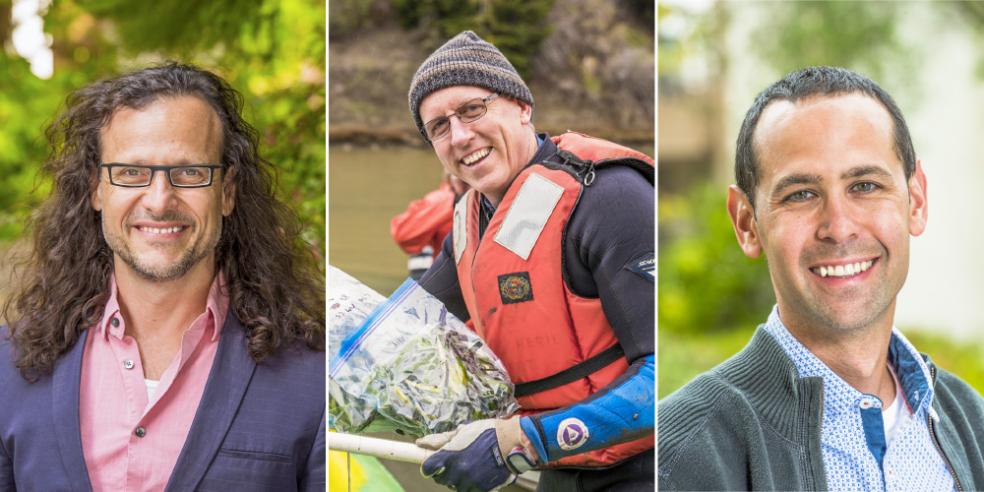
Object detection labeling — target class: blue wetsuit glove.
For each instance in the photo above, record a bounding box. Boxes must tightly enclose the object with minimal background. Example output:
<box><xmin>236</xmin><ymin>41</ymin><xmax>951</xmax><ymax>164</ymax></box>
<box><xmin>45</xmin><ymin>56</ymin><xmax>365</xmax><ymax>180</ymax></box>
<box><xmin>417</xmin><ymin>418</ymin><xmax>531</xmax><ymax>492</ymax></box>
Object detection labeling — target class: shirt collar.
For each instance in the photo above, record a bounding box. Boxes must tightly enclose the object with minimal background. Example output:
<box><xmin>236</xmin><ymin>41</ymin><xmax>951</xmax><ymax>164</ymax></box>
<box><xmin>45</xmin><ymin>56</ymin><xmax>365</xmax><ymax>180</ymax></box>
<box><xmin>95</xmin><ymin>273</ymin><xmax>229</xmax><ymax>342</ymax></box>
<box><xmin>96</xmin><ymin>276</ymin><xmax>124</xmax><ymax>340</ymax></box>
<box><xmin>205</xmin><ymin>274</ymin><xmax>229</xmax><ymax>341</ymax></box>
<box><xmin>886</xmin><ymin>325</ymin><xmax>933</xmax><ymax>411</ymax></box>
<box><xmin>763</xmin><ymin>305</ymin><xmax>934</xmax><ymax>417</ymax></box>
<box><xmin>530</xmin><ymin>132</ymin><xmax>552</xmax><ymax>162</ymax></box>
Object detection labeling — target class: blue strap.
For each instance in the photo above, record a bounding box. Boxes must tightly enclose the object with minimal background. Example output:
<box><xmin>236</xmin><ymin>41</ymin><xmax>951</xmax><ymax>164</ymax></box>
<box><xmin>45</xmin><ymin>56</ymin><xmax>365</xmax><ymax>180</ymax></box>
<box><xmin>520</xmin><ymin>355</ymin><xmax>654</xmax><ymax>463</ymax></box>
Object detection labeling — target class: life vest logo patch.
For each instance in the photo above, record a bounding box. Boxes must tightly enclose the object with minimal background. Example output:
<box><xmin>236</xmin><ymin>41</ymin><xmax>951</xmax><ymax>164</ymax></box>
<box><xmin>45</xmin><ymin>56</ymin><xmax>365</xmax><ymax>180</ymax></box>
<box><xmin>557</xmin><ymin>418</ymin><xmax>589</xmax><ymax>451</ymax></box>
<box><xmin>497</xmin><ymin>272</ymin><xmax>533</xmax><ymax>304</ymax></box>
<box><xmin>627</xmin><ymin>255</ymin><xmax>655</xmax><ymax>283</ymax></box>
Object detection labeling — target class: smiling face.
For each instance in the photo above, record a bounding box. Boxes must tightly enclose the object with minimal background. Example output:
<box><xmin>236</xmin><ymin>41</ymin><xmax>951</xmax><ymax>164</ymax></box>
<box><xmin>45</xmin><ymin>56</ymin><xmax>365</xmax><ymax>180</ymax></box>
<box><xmin>92</xmin><ymin>95</ymin><xmax>235</xmax><ymax>282</ymax></box>
<box><xmin>727</xmin><ymin>94</ymin><xmax>927</xmax><ymax>337</ymax></box>
<box><xmin>419</xmin><ymin>86</ymin><xmax>536</xmax><ymax>206</ymax></box>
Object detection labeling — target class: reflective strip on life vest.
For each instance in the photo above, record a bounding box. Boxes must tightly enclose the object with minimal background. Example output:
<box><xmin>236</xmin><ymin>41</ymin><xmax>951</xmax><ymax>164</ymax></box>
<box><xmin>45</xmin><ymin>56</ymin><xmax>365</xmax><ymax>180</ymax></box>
<box><xmin>452</xmin><ymin>189</ymin><xmax>473</xmax><ymax>265</ymax></box>
<box><xmin>493</xmin><ymin>172</ymin><xmax>565</xmax><ymax>261</ymax></box>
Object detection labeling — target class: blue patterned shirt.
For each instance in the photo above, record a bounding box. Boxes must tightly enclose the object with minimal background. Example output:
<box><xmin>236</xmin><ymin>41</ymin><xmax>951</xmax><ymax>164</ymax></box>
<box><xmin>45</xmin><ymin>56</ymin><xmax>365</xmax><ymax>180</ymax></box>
<box><xmin>763</xmin><ymin>306</ymin><xmax>956</xmax><ymax>491</ymax></box>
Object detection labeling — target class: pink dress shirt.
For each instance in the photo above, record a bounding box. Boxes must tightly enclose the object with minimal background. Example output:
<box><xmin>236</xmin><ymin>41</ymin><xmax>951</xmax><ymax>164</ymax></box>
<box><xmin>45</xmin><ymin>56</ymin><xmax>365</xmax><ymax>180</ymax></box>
<box><xmin>80</xmin><ymin>275</ymin><xmax>228</xmax><ymax>492</ymax></box>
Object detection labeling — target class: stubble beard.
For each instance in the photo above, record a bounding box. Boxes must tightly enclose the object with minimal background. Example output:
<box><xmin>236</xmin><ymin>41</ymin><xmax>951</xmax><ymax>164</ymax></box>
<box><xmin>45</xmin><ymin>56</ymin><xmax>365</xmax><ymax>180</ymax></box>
<box><xmin>102</xmin><ymin>219</ymin><xmax>221</xmax><ymax>283</ymax></box>
<box><xmin>777</xmin><ymin>262</ymin><xmax>901</xmax><ymax>338</ymax></box>
<box><xmin>801</xmin><ymin>288</ymin><xmax>894</xmax><ymax>335</ymax></box>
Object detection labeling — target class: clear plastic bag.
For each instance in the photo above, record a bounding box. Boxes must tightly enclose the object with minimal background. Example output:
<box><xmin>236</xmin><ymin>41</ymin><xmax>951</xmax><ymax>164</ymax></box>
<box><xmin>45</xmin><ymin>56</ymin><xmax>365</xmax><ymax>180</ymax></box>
<box><xmin>328</xmin><ymin>266</ymin><xmax>518</xmax><ymax>437</ymax></box>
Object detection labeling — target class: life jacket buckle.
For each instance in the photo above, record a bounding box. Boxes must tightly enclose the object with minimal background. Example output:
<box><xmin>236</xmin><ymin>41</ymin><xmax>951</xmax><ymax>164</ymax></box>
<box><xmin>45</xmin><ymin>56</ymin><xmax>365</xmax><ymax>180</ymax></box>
<box><xmin>546</xmin><ymin>150</ymin><xmax>595</xmax><ymax>186</ymax></box>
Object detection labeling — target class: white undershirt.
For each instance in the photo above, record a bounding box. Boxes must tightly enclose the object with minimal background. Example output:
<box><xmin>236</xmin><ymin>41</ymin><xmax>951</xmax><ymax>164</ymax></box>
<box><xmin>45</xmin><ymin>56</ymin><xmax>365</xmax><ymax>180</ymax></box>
<box><xmin>144</xmin><ymin>379</ymin><xmax>159</xmax><ymax>402</ymax></box>
<box><xmin>882</xmin><ymin>363</ymin><xmax>907</xmax><ymax>444</ymax></box>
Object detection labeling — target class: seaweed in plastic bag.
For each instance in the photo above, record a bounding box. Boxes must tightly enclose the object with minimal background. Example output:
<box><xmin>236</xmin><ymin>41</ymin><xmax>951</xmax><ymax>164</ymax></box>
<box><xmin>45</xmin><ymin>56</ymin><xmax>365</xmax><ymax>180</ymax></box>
<box><xmin>328</xmin><ymin>266</ymin><xmax>518</xmax><ymax>437</ymax></box>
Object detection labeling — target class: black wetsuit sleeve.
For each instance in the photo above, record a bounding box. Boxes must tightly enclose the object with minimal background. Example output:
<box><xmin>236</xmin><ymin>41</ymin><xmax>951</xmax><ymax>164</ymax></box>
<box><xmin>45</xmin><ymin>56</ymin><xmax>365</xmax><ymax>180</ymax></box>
<box><xmin>417</xmin><ymin>232</ymin><xmax>470</xmax><ymax>322</ymax></box>
<box><xmin>564</xmin><ymin>165</ymin><xmax>655</xmax><ymax>362</ymax></box>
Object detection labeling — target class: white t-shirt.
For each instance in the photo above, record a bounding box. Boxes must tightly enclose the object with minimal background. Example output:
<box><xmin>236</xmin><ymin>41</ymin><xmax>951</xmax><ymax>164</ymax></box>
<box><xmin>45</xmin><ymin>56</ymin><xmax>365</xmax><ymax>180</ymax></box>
<box><xmin>882</xmin><ymin>363</ymin><xmax>907</xmax><ymax>444</ymax></box>
<box><xmin>144</xmin><ymin>378</ymin><xmax>160</xmax><ymax>402</ymax></box>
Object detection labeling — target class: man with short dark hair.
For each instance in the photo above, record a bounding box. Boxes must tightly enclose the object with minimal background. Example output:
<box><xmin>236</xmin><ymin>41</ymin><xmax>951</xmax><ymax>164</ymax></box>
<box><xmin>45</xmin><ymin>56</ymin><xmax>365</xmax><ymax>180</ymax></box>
<box><xmin>658</xmin><ymin>66</ymin><xmax>984</xmax><ymax>490</ymax></box>
<box><xmin>0</xmin><ymin>63</ymin><xmax>325</xmax><ymax>490</ymax></box>
<box><xmin>407</xmin><ymin>31</ymin><xmax>655</xmax><ymax>492</ymax></box>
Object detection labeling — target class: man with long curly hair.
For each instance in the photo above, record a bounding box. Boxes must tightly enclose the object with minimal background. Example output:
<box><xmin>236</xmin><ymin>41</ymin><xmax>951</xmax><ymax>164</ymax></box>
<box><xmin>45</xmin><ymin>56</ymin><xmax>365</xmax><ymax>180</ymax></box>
<box><xmin>0</xmin><ymin>64</ymin><xmax>325</xmax><ymax>490</ymax></box>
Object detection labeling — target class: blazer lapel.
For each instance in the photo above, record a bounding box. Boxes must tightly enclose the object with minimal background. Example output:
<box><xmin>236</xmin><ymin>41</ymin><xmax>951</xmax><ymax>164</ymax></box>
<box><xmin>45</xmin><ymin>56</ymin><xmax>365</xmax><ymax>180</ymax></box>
<box><xmin>51</xmin><ymin>329</ymin><xmax>94</xmax><ymax>492</ymax></box>
<box><xmin>166</xmin><ymin>315</ymin><xmax>256</xmax><ymax>491</ymax></box>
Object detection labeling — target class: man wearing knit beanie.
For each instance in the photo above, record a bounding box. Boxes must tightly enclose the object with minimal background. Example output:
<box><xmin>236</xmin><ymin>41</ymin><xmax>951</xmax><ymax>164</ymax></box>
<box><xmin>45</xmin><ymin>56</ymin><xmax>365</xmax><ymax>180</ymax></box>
<box><xmin>409</xmin><ymin>31</ymin><xmax>655</xmax><ymax>492</ymax></box>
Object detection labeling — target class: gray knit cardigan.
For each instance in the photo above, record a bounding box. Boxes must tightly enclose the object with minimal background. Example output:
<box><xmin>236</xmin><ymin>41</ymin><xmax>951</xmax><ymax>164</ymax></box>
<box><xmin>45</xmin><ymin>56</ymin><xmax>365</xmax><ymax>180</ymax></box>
<box><xmin>658</xmin><ymin>328</ymin><xmax>984</xmax><ymax>491</ymax></box>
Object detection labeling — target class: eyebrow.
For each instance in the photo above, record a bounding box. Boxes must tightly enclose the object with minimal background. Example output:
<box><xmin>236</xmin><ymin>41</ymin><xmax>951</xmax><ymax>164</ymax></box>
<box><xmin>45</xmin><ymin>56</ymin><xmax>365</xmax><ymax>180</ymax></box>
<box><xmin>770</xmin><ymin>165</ymin><xmax>894</xmax><ymax>197</ymax></box>
<box><xmin>771</xmin><ymin>173</ymin><xmax>822</xmax><ymax>196</ymax></box>
<box><xmin>841</xmin><ymin>165</ymin><xmax>893</xmax><ymax>180</ymax></box>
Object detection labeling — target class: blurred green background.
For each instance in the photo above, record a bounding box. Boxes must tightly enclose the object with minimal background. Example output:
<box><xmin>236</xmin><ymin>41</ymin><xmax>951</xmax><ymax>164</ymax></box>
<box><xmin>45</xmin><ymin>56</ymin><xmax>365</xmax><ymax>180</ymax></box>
<box><xmin>0</xmin><ymin>0</ymin><xmax>326</xmax><ymax>306</ymax></box>
<box><xmin>658</xmin><ymin>1</ymin><xmax>984</xmax><ymax>398</ymax></box>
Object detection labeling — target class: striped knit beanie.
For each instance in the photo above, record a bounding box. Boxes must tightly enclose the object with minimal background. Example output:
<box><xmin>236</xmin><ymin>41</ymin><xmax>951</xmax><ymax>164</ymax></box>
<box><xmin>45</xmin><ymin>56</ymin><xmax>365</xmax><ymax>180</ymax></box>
<box><xmin>408</xmin><ymin>31</ymin><xmax>534</xmax><ymax>141</ymax></box>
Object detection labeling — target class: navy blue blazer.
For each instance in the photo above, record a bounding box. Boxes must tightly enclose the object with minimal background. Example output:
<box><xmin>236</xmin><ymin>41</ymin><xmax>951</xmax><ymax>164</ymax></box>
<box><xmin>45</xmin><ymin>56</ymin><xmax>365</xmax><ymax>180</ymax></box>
<box><xmin>0</xmin><ymin>314</ymin><xmax>325</xmax><ymax>491</ymax></box>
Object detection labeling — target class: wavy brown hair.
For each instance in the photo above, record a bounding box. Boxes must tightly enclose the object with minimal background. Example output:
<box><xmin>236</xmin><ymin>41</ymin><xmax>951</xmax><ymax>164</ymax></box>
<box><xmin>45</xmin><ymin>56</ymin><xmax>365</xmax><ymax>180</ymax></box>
<box><xmin>2</xmin><ymin>63</ymin><xmax>325</xmax><ymax>381</ymax></box>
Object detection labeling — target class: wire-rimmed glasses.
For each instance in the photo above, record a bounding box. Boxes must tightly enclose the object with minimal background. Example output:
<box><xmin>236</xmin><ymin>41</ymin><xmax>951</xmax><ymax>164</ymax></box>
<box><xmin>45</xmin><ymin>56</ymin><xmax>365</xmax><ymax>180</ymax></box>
<box><xmin>423</xmin><ymin>93</ymin><xmax>499</xmax><ymax>142</ymax></box>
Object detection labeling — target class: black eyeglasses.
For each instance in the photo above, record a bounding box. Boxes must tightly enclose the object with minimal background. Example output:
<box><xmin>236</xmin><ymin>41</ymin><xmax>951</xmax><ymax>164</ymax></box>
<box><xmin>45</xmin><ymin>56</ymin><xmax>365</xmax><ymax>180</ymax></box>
<box><xmin>423</xmin><ymin>93</ymin><xmax>498</xmax><ymax>142</ymax></box>
<box><xmin>98</xmin><ymin>164</ymin><xmax>224</xmax><ymax>188</ymax></box>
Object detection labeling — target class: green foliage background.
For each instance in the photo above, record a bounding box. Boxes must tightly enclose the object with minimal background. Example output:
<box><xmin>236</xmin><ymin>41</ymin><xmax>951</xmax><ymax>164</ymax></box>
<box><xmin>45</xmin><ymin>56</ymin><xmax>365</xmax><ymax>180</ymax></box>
<box><xmin>0</xmin><ymin>0</ymin><xmax>325</xmax><ymax>257</ymax></box>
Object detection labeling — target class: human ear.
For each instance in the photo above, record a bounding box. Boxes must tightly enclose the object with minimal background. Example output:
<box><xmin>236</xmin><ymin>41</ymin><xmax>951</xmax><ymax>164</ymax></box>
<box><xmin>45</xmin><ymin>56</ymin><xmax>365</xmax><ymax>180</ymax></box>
<box><xmin>90</xmin><ymin>169</ymin><xmax>103</xmax><ymax>212</ymax></box>
<box><xmin>907</xmin><ymin>160</ymin><xmax>928</xmax><ymax>236</ymax></box>
<box><xmin>727</xmin><ymin>185</ymin><xmax>762</xmax><ymax>258</ymax></box>
<box><xmin>221</xmin><ymin>167</ymin><xmax>236</xmax><ymax>216</ymax></box>
<box><xmin>517</xmin><ymin>101</ymin><xmax>532</xmax><ymax>125</ymax></box>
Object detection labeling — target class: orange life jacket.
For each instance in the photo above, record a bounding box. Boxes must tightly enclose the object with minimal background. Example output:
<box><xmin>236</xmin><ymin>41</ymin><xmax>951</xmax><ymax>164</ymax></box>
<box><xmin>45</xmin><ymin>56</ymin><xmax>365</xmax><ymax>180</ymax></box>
<box><xmin>452</xmin><ymin>132</ymin><xmax>654</xmax><ymax>467</ymax></box>
<box><xmin>390</xmin><ymin>180</ymin><xmax>455</xmax><ymax>258</ymax></box>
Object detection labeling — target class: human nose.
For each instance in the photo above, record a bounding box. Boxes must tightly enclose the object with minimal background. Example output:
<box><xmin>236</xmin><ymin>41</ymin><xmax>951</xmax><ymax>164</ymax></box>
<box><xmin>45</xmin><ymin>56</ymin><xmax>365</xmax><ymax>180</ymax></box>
<box><xmin>140</xmin><ymin>170</ymin><xmax>178</xmax><ymax>212</ymax></box>
<box><xmin>448</xmin><ymin>115</ymin><xmax>473</xmax><ymax>147</ymax></box>
<box><xmin>816</xmin><ymin>195</ymin><xmax>859</xmax><ymax>243</ymax></box>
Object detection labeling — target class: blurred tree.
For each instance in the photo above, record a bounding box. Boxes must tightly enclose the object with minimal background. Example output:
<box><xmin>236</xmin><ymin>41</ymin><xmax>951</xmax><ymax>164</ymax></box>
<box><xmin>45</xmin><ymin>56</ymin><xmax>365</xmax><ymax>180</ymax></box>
<box><xmin>393</xmin><ymin>0</ymin><xmax>477</xmax><ymax>39</ymax></box>
<box><xmin>483</xmin><ymin>0</ymin><xmax>554</xmax><ymax>76</ymax></box>
<box><xmin>76</xmin><ymin>0</ymin><xmax>266</xmax><ymax>56</ymax></box>
<box><xmin>391</xmin><ymin>0</ymin><xmax>553</xmax><ymax>77</ymax></box>
<box><xmin>621</xmin><ymin>0</ymin><xmax>653</xmax><ymax>33</ymax></box>
<box><xmin>749</xmin><ymin>1</ymin><xmax>908</xmax><ymax>81</ymax></box>
<box><xmin>952</xmin><ymin>1</ymin><xmax>984</xmax><ymax>79</ymax></box>
<box><xmin>658</xmin><ymin>183</ymin><xmax>773</xmax><ymax>335</ymax></box>
<box><xmin>0</xmin><ymin>0</ymin><xmax>325</xmax><ymax>259</ymax></box>
<box><xmin>328</xmin><ymin>0</ymin><xmax>393</xmax><ymax>40</ymax></box>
